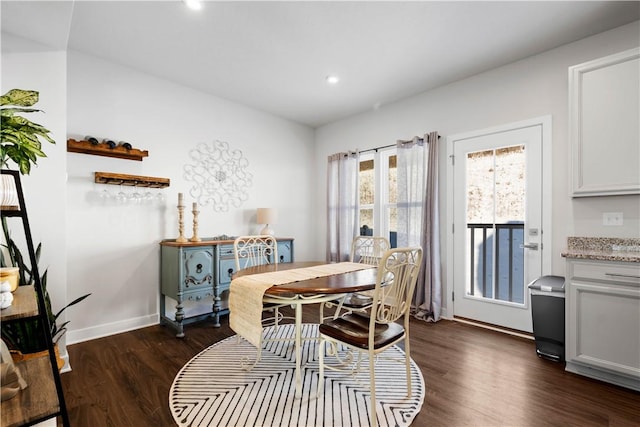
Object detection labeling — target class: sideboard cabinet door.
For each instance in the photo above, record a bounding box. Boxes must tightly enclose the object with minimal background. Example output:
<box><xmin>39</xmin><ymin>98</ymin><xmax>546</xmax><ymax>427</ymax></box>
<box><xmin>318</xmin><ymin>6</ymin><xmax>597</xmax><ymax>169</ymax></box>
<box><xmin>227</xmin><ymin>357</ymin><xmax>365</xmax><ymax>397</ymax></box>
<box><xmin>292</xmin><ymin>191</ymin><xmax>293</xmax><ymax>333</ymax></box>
<box><xmin>183</xmin><ymin>248</ymin><xmax>214</xmax><ymax>290</ymax></box>
<box><xmin>160</xmin><ymin>245</ymin><xmax>216</xmax><ymax>337</ymax></box>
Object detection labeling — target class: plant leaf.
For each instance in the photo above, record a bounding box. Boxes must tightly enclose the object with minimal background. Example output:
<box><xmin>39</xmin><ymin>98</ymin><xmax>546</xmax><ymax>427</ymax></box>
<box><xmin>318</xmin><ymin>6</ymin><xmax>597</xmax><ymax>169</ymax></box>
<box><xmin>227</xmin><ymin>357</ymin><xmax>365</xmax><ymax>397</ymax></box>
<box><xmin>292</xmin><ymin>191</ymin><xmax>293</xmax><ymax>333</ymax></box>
<box><xmin>1</xmin><ymin>107</ymin><xmax>42</xmax><ymax>117</ymax></box>
<box><xmin>53</xmin><ymin>293</ymin><xmax>91</xmax><ymax>321</ymax></box>
<box><xmin>0</xmin><ymin>89</ymin><xmax>39</xmax><ymax>107</ymax></box>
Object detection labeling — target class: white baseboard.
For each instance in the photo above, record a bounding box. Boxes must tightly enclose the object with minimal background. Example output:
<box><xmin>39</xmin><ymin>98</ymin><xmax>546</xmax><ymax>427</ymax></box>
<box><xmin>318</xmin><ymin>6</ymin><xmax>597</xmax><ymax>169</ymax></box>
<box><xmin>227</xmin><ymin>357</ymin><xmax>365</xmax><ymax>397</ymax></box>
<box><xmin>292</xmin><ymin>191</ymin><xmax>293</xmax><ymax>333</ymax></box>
<box><xmin>453</xmin><ymin>317</ymin><xmax>534</xmax><ymax>340</ymax></box>
<box><xmin>66</xmin><ymin>314</ymin><xmax>158</xmax><ymax>345</ymax></box>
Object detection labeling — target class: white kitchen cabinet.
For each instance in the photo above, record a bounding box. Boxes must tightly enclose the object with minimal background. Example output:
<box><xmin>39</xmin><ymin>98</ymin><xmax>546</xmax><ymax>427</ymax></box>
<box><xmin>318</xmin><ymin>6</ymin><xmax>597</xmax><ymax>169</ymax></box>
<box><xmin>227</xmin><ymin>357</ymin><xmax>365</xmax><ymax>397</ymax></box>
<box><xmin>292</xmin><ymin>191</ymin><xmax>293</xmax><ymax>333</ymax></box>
<box><xmin>565</xmin><ymin>258</ymin><xmax>640</xmax><ymax>391</ymax></box>
<box><xmin>569</xmin><ymin>48</ymin><xmax>640</xmax><ymax>197</ymax></box>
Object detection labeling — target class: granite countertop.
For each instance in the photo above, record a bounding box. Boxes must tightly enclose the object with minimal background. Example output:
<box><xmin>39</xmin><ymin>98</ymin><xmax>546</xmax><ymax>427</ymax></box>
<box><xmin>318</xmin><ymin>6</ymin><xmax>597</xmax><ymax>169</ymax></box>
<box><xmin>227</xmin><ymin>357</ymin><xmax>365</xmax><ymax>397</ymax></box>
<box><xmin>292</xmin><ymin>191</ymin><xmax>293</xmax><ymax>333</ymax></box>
<box><xmin>561</xmin><ymin>237</ymin><xmax>640</xmax><ymax>263</ymax></box>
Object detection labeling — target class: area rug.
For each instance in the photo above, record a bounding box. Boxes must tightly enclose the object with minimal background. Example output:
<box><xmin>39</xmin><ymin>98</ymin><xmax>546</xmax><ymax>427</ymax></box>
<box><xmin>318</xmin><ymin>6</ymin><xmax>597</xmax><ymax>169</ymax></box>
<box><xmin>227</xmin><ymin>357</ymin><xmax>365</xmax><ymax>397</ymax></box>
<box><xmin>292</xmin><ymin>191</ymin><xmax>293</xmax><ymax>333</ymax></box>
<box><xmin>170</xmin><ymin>323</ymin><xmax>425</xmax><ymax>427</ymax></box>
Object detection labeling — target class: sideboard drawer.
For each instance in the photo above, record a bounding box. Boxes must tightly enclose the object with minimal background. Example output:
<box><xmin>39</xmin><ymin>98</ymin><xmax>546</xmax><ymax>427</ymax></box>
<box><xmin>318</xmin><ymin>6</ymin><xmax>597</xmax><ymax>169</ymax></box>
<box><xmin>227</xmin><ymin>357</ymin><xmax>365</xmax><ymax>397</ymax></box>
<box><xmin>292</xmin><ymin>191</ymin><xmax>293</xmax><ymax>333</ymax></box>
<box><xmin>218</xmin><ymin>244</ymin><xmax>235</xmax><ymax>258</ymax></box>
<box><xmin>278</xmin><ymin>241</ymin><xmax>293</xmax><ymax>263</ymax></box>
<box><xmin>182</xmin><ymin>288</ymin><xmax>215</xmax><ymax>303</ymax></box>
<box><xmin>218</xmin><ymin>257</ymin><xmax>236</xmax><ymax>286</ymax></box>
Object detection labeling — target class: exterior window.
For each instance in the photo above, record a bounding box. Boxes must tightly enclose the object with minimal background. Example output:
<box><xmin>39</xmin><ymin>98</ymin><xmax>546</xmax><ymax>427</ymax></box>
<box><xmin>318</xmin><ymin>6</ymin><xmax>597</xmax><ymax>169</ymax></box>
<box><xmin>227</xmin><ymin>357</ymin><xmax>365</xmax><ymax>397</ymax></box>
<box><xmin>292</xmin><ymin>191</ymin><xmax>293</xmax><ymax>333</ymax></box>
<box><xmin>358</xmin><ymin>149</ymin><xmax>397</xmax><ymax>247</ymax></box>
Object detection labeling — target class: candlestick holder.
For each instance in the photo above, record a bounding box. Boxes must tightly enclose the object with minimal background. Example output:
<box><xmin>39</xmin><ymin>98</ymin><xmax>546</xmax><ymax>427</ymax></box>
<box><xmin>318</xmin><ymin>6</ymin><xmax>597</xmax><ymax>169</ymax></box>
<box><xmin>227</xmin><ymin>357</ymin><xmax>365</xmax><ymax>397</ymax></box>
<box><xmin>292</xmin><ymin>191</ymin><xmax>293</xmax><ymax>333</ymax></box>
<box><xmin>190</xmin><ymin>203</ymin><xmax>201</xmax><ymax>242</ymax></box>
<box><xmin>176</xmin><ymin>194</ymin><xmax>188</xmax><ymax>243</ymax></box>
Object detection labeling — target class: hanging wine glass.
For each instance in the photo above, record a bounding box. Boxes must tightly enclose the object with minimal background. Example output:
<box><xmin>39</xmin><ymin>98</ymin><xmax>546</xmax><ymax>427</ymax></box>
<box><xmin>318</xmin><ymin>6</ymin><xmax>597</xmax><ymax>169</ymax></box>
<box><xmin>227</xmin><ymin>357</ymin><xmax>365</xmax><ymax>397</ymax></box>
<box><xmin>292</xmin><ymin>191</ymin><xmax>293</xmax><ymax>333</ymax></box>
<box><xmin>155</xmin><ymin>190</ymin><xmax>166</xmax><ymax>205</ymax></box>
<box><xmin>116</xmin><ymin>184</ymin><xmax>127</xmax><ymax>204</ymax></box>
<box><xmin>99</xmin><ymin>187</ymin><xmax>111</xmax><ymax>202</ymax></box>
<box><xmin>143</xmin><ymin>188</ymin><xmax>154</xmax><ymax>204</ymax></box>
<box><xmin>130</xmin><ymin>183</ymin><xmax>142</xmax><ymax>205</ymax></box>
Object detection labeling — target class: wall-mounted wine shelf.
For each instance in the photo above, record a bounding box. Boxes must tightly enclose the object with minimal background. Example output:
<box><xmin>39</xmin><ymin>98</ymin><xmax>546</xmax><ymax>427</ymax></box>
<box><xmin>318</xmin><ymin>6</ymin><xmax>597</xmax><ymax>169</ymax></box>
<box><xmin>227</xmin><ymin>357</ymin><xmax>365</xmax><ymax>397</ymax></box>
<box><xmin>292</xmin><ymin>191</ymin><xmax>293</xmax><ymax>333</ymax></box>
<box><xmin>67</xmin><ymin>139</ymin><xmax>149</xmax><ymax>161</ymax></box>
<box><xmin>94</xmin><ymin>172</ymin><xmax>170</xmax><ymax>188</ymax></box>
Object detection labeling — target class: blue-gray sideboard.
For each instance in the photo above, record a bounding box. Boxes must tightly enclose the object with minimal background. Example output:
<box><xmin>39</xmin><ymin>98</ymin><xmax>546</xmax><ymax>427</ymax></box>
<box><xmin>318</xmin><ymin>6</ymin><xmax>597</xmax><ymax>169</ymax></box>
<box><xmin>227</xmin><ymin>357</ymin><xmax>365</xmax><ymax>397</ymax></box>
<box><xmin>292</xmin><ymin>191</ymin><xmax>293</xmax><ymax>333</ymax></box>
<box><xmin>159</xmin><ymin>237</ymin><xmax>294</xmax><ymax>337</ymax></box>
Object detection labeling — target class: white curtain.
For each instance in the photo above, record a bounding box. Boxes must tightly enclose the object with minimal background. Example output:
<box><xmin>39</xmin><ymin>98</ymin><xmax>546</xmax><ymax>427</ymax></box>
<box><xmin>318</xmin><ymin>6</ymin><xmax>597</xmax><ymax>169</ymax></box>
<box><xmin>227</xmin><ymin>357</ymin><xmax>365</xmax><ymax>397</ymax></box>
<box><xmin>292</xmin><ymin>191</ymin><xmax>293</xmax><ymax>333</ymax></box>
<box><xmin>397</xmin><ymin>132</ymin><xmax>442</xmax><ymax>321</ymax></box>
<box><xmin>326</xmin><ymin>151</ymin><xmax>359</xmax><ymax>262</ymax></box>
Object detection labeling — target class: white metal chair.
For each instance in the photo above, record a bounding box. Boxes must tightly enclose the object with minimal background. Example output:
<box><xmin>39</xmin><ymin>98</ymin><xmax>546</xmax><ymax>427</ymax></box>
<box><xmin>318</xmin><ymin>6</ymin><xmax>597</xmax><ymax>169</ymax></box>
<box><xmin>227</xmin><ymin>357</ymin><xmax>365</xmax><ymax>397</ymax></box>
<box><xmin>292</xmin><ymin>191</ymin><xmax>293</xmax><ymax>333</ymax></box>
<box><xmin>317</xmin><ymin>247</ymin><xmax>423</xmax><ymax>427</ymax></box>
<box><xmin>351</xmin><ymin>235</ymin><xmax>391</xmax><ymax>265</ymax></box>
<box><xmin>319</xmin><ymin>236</ymin><xmax>391</xmax><ymax>321</ymax></box>
<box><xmin>233</xmin><ymin>235</ymin><xmax>288</xmax><ymax>326</ymax></box>
<box><xmin>234</xmin><ymin>235</ymin><xmax>278</xmax><ymax>270</ymax></box>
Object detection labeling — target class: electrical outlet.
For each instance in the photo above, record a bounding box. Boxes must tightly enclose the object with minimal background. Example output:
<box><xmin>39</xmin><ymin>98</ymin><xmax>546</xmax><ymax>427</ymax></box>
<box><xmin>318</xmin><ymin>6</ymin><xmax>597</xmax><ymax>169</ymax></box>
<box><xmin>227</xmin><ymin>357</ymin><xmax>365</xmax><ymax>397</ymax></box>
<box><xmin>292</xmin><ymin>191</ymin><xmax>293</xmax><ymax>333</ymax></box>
<box><xmin>602</xmin><ymin>212</ymin><xmax>623</xmax><ymax>226</ymax></box>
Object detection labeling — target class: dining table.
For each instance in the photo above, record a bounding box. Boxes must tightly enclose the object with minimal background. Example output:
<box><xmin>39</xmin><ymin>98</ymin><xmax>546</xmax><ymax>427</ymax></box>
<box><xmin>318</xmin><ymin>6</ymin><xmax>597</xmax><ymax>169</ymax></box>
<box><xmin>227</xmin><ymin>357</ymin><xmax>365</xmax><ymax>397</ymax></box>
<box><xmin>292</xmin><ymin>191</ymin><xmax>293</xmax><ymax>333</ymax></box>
<box><xmin>230</xmin><ymin>261</ymin><xmax>378</xmax><ymax>398</ymax></box>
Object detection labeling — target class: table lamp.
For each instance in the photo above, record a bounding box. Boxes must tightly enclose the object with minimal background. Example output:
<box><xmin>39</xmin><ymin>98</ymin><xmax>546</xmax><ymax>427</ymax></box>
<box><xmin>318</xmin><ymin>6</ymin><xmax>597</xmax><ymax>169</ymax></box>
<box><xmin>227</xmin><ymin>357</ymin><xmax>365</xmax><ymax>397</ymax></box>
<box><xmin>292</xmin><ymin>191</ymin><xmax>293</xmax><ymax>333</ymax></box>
<box><xmin>257</xmin><ymin>208</ymin><xmax>278</xmax><ymax>235</ymax></box>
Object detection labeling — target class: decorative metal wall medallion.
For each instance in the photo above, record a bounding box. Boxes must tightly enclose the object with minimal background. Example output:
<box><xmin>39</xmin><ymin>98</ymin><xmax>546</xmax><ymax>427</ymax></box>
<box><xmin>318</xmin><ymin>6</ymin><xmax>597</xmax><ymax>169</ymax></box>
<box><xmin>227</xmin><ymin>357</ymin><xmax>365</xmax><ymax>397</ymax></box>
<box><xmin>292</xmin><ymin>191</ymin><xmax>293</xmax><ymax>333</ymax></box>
<box><xmin>183</xmin><ymin>140</ymin><xmax>252</xmax><ymax>212</ymax></box>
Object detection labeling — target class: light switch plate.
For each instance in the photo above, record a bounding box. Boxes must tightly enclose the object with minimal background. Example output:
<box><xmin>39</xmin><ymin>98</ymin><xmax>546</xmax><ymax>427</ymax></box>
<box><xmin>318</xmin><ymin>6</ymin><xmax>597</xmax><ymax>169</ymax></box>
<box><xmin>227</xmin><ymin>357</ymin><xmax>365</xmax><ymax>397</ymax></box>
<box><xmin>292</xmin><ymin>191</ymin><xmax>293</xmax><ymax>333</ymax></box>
<box><xmin>603</xmin><ymin>212</ymin><xmax>623</xmax><ymax>226</ymax></box>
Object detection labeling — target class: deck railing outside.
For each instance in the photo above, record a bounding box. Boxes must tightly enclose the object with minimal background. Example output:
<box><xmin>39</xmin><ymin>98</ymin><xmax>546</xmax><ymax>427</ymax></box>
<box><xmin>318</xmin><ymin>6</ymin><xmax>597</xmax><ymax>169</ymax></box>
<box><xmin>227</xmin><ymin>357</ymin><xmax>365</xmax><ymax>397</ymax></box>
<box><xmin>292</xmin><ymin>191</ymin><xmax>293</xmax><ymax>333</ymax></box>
<box><xmin>467</xmin><ymin>222</ymin><xmax>525</xmax><ymax>304</ymax></box>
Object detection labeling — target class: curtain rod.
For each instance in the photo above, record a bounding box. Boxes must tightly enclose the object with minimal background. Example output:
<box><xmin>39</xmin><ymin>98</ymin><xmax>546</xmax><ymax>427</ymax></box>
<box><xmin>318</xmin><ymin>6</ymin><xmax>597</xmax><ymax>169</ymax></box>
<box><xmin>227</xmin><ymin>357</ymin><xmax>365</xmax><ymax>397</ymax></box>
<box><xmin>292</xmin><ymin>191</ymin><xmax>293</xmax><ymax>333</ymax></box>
<box><xmin>359</xmin><ymin>134</ymin><xmax>440</xmax><ymax>155</ymax></box>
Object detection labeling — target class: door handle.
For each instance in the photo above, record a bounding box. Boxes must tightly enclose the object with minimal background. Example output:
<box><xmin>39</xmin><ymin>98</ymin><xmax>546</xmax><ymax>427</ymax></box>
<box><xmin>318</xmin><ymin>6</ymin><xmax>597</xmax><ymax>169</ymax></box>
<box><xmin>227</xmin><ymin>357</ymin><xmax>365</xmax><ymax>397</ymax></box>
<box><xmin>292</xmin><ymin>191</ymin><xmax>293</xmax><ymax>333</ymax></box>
<box><xmin>520</xmin><ymin>243</ymin><xmax>539</xmax><ymax>250</ymax></box>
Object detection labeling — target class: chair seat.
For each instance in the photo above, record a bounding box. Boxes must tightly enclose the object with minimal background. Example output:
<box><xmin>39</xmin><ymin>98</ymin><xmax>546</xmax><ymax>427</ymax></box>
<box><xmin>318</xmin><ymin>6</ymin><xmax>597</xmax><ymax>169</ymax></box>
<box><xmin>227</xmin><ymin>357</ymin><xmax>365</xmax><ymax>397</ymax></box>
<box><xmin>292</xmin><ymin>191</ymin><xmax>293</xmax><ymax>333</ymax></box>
<box><xmin>341</xmin><ymin>293</ymin><xmax>373</xmax><ymax>308</ymax></box>
<box><xmin>319</xmin><ymin>312</ymin><xmax>405</xmax><ymax>350</ymax></box>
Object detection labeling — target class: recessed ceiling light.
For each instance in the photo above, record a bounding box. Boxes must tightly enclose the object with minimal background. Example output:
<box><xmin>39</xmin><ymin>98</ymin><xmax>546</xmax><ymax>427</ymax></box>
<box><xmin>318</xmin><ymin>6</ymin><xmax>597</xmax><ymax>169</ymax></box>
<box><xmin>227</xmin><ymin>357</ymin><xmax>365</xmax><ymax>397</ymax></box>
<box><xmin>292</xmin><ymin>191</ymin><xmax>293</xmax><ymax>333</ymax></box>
<box><xmin>326</xmin><ymin>75</ymin><xmax>340</xmax><ymax>85</ymax></box>
<box><xmin>183</xmin><ymin>0</ymin><xmax>203</xmax><ymax>11</ymax></box>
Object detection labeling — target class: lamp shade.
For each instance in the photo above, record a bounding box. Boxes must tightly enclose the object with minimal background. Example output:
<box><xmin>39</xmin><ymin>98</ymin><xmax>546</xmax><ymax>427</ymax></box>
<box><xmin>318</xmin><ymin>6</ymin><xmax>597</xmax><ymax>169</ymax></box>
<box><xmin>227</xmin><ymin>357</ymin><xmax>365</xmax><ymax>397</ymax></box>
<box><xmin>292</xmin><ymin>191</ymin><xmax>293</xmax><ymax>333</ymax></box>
<box><xmin>257</xmin><ymin>208</ymin><xmax>278</xmax><ymax>235</ymax></box>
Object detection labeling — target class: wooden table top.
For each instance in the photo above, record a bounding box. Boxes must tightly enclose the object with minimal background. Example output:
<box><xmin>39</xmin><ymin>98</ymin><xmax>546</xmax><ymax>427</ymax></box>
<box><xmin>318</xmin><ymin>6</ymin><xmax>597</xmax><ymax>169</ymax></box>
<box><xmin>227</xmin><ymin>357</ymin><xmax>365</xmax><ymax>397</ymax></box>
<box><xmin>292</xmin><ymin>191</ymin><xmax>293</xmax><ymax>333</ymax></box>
<box><xmin>234</xmin><ymin>261</ymin><xmax>378</xmax><ymax>296</ymax></box>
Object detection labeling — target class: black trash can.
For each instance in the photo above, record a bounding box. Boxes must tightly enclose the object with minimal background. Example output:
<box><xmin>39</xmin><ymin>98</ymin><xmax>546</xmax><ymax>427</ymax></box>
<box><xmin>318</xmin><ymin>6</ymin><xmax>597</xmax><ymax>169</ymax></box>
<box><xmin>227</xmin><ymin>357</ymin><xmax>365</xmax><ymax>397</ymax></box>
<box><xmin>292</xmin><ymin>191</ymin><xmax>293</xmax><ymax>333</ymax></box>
<box><xmin>528</xmin><ymin>275</ymin><xmax>565</xmax><ymax>362</ymax></box>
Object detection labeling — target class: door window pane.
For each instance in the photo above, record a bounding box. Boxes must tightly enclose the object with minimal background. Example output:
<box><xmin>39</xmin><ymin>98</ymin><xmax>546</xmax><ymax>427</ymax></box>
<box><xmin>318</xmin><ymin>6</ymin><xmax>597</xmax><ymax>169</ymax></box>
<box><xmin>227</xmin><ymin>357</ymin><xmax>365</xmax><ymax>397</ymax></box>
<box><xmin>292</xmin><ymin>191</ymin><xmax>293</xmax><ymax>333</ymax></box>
<box><xmin>360</xmin><ymin>209</ymin><xmax>374</xmax><ymax>234</ymax></box>
<box><xmin>359</xmin><ymin>159</ymin><xmax>374</xmax><ymax>205</ymax></box>
<box><xmin>358</xmin><ymin>151</ymin><xmax>397</xmax><ymax>245</ymax></box>
<box><xmin>466</xmin><ymin>149</ymin><xmax>494</xmax><ymax>224</ymax></box>
<box><xmin>388</xmin><ymin>155</ymin><xmax>397</xmax><ymax>204</ymax></box>
<box><xmin>495</xmin><ymin>145</ymin><xmax>525</xmax><ymax>223</ymax></box>
<box><xmin>388</xmin><ymin>206</ymin><xmax>397</xmax><ymax>247</ymax></box>
<box><xmin>465</xmin><ymin>145</ymin><xmax>526</xmax><ymax>305</ymax></box>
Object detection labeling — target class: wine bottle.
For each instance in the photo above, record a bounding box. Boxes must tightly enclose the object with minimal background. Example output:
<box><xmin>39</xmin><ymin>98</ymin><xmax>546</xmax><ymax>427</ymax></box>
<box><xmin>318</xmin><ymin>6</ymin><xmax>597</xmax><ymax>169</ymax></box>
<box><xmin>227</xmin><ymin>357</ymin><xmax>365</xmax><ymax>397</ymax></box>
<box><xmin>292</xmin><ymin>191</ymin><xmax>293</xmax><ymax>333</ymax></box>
<box><xmin>85</xmin><ymin>136</ymin><xmax>99</xmax><ymax>145</ymax></box>
<box><xmin>119</xmin><ymin>141</ymin><xmax>133</xmax><ymax>150</ymax></box>
<box><xmin>102</xmin><ymin>139</ymin><xmax>117</xmax><ymax>149</ymax></box>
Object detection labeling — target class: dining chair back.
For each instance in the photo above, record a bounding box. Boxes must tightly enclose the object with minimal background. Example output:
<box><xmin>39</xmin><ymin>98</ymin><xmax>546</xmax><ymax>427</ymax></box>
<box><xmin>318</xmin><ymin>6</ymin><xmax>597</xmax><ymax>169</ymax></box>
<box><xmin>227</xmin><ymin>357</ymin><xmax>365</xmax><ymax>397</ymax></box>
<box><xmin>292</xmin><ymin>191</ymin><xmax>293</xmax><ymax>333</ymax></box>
<box><xmin>320</xmin><ymin>235</ymin><xmax>391</xmax><ymax>321</ymax></box>
<box><xmin>233</xmin><ymin>235</ymin><xmax>278</xmax><ymax>271</ymax></box>
<box><xmin>317</xmin><ymin>246</ymin><xmax>423</xmax><ymax>427</ymax></box>
<box><xmin>350</xmin><ymin>235</ymin><xmax>390</xmax><ymax>265</ymax></box>
<box><xmin>233</xmin><ymin>235</ymin><xmax>287</xmax><ymax>329</ymax></box>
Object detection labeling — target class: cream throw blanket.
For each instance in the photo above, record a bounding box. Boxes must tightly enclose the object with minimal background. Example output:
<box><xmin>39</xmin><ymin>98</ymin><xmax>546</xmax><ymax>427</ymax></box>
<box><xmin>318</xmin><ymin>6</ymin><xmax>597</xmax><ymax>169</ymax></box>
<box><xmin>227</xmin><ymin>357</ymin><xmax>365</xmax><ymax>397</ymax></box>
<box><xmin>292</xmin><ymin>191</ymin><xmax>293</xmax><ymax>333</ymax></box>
<box><xmin>229</xmin><ymin>262</ymin><xmax>374</xmax><ymax>348</ymax></box>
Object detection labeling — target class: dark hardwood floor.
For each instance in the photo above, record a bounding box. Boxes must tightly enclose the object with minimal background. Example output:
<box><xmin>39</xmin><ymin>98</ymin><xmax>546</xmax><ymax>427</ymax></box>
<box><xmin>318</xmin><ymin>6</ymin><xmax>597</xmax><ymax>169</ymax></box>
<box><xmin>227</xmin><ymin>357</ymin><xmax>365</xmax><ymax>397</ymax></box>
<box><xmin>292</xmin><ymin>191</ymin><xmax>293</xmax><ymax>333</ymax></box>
<box><xmin>61</xmin><ymin>306</ymin><xmax>640</xmax><ymax>426</ymax></box>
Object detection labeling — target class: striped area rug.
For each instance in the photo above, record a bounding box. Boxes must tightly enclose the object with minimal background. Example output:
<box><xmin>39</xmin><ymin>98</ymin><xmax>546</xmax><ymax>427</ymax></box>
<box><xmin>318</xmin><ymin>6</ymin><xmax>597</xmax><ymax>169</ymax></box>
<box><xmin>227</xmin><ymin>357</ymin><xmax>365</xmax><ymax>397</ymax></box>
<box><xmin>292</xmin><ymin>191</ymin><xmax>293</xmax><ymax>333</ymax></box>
<box><xmin>170</xmin><ymin>323</ymin><xmax>424</xmax><ymax>427</ymax></box>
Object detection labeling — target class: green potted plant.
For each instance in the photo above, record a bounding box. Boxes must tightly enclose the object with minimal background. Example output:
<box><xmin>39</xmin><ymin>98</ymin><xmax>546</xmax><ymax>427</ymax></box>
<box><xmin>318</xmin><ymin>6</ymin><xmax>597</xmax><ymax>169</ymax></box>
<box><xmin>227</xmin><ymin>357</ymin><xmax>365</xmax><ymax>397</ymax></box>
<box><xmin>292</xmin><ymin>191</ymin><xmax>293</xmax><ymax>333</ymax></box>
<box><xmin>1</xmin><ymin>88</ymin><xmax>88</xmax><ymax>365</ymax></box>
<box><xmin>1</xmin><ymin>88</ymin><xmax>55</xmax><ymax>175</ymax></box>
<box><xmin>1</xmin><ymin>88</ymin><xmax>55</xmax><ymax>207</ymax></box>
<box><xmin>1</xmin><ymin>217</ymin><xmax>90</xmax><ymax>366</ymax></box>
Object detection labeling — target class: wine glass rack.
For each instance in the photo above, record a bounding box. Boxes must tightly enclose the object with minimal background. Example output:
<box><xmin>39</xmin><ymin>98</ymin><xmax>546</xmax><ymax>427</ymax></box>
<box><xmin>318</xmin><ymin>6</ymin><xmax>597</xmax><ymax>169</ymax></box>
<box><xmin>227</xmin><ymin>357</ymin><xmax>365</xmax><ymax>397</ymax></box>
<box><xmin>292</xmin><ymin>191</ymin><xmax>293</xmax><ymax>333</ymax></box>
<box><xmin>94</xmin><ymin>171</ymin><xmax>170</xmax><ymax>188</ymax></box>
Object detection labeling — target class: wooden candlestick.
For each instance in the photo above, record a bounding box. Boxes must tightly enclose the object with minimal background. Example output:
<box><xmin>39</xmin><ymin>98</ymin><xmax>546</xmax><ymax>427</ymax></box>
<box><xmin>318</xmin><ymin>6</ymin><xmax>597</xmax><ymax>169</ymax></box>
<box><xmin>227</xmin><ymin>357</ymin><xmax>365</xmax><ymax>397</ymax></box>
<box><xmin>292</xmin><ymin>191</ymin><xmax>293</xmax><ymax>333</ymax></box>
<box><xmin>190</xmin><ymin>202</ymin><xmax>201</xmax><ymax>242</ymax></box>
<box><xmin>176</xmin><ymin>193</ymin><xmax>187</xmax><ymax>243</ymax></box>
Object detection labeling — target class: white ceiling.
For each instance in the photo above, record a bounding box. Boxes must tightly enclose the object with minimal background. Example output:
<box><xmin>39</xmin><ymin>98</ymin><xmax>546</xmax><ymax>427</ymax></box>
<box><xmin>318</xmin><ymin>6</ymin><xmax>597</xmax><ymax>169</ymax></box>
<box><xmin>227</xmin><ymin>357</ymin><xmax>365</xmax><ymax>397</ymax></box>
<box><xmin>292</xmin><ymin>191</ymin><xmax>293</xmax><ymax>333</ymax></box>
<box><xmin>2</xmin><ymin>1</ymin><xmax>639</xmax><ymax>128</ymax></box>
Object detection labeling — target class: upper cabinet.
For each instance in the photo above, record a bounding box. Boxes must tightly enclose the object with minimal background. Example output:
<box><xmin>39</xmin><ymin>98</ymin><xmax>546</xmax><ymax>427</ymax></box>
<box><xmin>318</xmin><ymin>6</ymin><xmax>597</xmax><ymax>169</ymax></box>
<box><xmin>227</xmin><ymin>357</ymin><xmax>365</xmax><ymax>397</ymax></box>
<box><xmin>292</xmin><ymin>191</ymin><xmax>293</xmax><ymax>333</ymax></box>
<box><xmin>569</xmin><ymin>48</ymin><xmax>640</xmax><ymax>197</ymax></box>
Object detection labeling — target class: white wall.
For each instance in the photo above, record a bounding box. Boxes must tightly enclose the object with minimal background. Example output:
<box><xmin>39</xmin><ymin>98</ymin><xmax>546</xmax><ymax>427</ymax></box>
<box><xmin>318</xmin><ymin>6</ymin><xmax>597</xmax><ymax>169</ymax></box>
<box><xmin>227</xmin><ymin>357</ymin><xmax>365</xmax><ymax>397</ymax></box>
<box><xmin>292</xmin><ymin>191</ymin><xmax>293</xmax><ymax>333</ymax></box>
<box><xmin>1</xmin><ymin>51</ymin><xmax>69</xmax><ymax>361</ymax></box>
<box><xmin>314</xmin><ymin>21</ymin><xmax>640</xmax><ymax>317</ymax></box>
<box><xmin>63</xmin><ymin>51</ymin><xmax>315</xmax><ymax>343</ymax></box>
